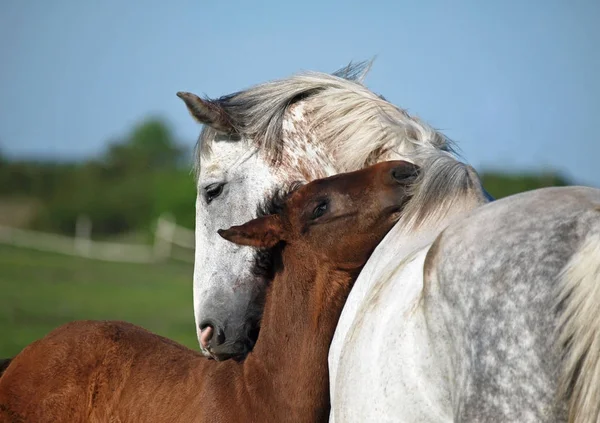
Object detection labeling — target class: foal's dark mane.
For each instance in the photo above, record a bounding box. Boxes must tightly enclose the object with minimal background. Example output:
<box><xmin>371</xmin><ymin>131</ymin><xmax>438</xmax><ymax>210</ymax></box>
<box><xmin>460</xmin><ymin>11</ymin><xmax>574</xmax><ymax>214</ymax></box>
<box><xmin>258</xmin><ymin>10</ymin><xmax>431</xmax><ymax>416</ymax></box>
<box><xmin>251</xmin><ymin>182</ymin><xmax>305</xmax><ymax>280</ymax></box>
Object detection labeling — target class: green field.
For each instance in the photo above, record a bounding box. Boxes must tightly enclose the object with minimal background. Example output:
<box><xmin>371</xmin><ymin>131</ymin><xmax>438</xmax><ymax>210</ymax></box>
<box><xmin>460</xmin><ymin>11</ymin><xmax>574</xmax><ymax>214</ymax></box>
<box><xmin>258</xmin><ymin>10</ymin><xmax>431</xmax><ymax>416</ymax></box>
<box><xmin>0</xmin><ymin>244</ymin><xmax>197</xmax><ymax>357</ymax></box>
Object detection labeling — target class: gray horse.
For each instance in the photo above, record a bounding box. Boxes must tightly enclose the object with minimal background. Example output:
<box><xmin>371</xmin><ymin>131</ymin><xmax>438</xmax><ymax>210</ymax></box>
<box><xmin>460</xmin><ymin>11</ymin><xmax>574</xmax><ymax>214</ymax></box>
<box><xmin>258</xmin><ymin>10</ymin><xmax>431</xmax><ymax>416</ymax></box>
<box><xmin>331</xmin><ymin>149</ymin><xmax>600</xmax><ymax>422</ymax></box>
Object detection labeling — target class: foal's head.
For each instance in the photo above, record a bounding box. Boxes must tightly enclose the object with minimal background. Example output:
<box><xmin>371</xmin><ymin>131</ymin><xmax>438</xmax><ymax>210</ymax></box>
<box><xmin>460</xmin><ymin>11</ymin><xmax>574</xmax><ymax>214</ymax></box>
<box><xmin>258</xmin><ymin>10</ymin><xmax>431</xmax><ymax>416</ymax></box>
<box><xmin>219</xmin><ymin>161</ymin><xmax>417</xmax><ymax>268</ymax></box>
<box><xmin>219</xmin><ymin>159</ymin><xmax>419</xmax><ymax>290</ymax></box>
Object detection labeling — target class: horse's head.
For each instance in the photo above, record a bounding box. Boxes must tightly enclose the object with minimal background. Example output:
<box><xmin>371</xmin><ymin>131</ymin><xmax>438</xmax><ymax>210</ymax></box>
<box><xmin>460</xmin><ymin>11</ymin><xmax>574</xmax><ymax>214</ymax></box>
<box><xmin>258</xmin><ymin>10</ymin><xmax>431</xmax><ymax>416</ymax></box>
<box><xmin>177</xmin><ymin>88</ymin><xmax>335</xmax><ymax>360</ymax></box>
<box><xmin>217</xmin><ymin>158</ymin><xmax>419</xmax><ymax>309</ymax></box>
<box><xmin>177</xmin><ymin>62</ymin><xmax>477</xmax><ymax>360</ymax></box>
<box><xmin>218</xmin><ymin>160</ymin><xmax>419</xmax><ymax>270</ymax></box>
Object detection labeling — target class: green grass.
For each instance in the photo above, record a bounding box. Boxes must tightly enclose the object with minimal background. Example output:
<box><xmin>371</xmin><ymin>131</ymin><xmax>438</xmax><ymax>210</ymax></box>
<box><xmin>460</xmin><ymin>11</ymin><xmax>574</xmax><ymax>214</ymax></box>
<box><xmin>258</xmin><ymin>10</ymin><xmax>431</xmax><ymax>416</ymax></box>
<box><xmin>0</xmin><ymin>244</ymin><xmax>197</xmax><ymax>357</ymax></box>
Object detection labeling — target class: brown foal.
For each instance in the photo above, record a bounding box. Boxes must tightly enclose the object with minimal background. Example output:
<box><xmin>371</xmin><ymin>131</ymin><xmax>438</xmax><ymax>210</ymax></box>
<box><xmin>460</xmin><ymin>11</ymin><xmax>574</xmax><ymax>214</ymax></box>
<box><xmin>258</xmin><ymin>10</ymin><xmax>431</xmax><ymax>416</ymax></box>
<box><xmin>0</xmin><ymin>160</ymin><xmax>419</xmax><ymax>423</ymax></box>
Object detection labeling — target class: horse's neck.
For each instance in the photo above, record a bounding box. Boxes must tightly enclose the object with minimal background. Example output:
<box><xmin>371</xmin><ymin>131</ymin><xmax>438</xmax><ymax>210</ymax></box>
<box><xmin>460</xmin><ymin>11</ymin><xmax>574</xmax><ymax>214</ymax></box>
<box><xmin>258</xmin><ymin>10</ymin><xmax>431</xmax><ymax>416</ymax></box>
<box><xmin>248</xmin><ymin>248</ymin><xmax>354</xmax><ymax>417</ymax></box>
<box><xmin>329</xmin><ymin>189</ymin><xmax>487</xmax><ymax>398</ymax></box>
<box><xmin>358</xmin><ymin>195</ymin><xmax>482</xmax><ymax>304</ymax></box>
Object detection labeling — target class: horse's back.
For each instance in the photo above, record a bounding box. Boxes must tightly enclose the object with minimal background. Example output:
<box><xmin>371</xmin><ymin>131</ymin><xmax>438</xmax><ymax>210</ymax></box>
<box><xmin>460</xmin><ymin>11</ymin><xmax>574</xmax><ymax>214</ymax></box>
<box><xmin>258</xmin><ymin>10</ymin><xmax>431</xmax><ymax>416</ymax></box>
<box><xmin>0</xmin><ymin>320</ymin><xmax>113</xmax><ymax>422</ymax></box>
<box><xmin>423</xmin><ymin>185</ymin><xmax>600</xmax><ymax>421</ymax></box>
<box><xmin>0</xmin><ymin>320</ymin><xmax>203</xmax><ymax>423</ymax></box>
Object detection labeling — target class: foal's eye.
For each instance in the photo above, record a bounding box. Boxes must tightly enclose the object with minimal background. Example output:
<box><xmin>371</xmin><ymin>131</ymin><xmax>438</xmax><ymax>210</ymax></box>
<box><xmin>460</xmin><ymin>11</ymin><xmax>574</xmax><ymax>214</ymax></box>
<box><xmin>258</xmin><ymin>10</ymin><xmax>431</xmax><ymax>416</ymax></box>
<box><xmin>311</xmin><ymin>201</ymin><xmax>328</xmax><ymax>219</ymax></box>
<box><xmin>205</xmin><ymin>183</ymin><xmax>225</xmax><ymax>204</ymax></box>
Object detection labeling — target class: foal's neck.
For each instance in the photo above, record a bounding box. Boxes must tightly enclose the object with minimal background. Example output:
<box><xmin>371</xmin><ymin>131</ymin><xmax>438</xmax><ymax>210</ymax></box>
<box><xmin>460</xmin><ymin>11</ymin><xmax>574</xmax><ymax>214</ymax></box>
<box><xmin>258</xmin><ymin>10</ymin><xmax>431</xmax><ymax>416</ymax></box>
<box><xmin>248</xmin><ymin>246</ymin><xmax>356</xmax><ymax>419</ymax></box>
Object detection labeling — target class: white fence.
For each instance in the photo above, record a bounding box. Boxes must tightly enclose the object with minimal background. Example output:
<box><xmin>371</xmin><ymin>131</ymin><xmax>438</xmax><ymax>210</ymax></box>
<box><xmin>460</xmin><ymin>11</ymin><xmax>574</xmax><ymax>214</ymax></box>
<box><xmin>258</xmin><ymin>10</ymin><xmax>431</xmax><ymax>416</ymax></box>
<box><xmin>0</xmin><ymin>214</ymin><xmax>195</xmax><ymax>264</ymax></box>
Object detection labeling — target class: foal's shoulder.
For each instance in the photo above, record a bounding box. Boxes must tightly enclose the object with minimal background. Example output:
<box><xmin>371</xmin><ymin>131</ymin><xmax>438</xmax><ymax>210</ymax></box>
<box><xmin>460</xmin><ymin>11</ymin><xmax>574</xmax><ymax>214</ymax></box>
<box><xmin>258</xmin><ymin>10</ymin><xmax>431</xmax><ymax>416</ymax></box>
<box><xmin>44</xmin><ymin>320</ymin><xmax>201</xmax><ymax>362</ymax></box>
<box><xmin>31</xmin><ymin>320</ymin><xmax>161</xmax><ymax>358</ymax></box>
<box><xmin>45</xmin><ymin>320</ymin><xmax>146</xmax><ymax>341</ymax></box>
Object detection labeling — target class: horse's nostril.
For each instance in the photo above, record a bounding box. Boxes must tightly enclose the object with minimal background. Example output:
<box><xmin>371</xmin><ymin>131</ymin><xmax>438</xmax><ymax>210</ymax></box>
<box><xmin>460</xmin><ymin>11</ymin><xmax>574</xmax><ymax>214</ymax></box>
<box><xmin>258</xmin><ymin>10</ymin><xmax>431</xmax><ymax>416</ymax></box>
<box><xmin>199</xmin><ymin>320</ymin><xmax>227</xmax><ymax>349</ymax></box>
<box><xmin>214</xmin><ymin>327</ymin><xmax>226</xmax><ymax>346</ymax></box>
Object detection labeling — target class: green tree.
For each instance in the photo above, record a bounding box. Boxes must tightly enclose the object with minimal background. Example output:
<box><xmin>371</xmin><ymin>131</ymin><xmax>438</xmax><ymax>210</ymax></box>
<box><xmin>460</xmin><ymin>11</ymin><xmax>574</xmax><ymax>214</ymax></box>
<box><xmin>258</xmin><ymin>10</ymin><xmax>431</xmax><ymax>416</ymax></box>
<box><xmin>481</xmin><ymin>171</ymin><xmax>570</xmax><ymax>199</ymax></box>
<box><xmin>30</xmin><ymin>117</ymin><xmax>195</xmax><ymax>236</ymax></box>
<box><xmin>105</xmin><ymin>118</ymin><xmax>187</xmax><ymax>175</ymax></box>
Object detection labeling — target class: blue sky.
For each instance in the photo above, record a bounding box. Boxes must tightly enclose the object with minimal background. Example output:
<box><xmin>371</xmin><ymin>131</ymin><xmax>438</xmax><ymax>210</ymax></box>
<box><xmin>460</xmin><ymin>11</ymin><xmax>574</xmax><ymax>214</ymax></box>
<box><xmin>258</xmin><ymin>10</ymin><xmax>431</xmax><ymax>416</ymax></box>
<box><xmin>1</xmin><ymin>0</ymin><xmax>598</xmax><ymax>186</ymax></box>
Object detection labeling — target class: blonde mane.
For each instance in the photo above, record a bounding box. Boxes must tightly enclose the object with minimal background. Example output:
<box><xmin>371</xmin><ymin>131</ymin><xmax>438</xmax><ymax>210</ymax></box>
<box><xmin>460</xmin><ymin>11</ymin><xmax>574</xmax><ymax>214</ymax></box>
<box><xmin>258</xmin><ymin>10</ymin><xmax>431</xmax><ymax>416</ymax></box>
<box><xmin>399</xmin><ymin>148</ymin><xmax>487</xmax><ymax>233</ymax></box>
<box><xmin>195</xmin><ymin>61</ymin><xmax>452</xmax><ymax>170</ymax></box>
<box><xmin>194</xmin><ymin>61</ymin><xmax>487</xmax><ymax>230</ymax></box>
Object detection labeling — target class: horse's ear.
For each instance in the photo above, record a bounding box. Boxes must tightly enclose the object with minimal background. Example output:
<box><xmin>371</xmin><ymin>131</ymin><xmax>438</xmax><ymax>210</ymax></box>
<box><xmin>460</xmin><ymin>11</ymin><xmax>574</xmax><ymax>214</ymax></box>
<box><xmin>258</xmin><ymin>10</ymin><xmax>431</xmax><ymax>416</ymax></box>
<box><xmin>176</xmin><ymin>92</ymin><xmax>235</xmax><ymax>133</ymax></box>
<box><xmin>218</xmin><ymin>215</ymin><xmax>284</xmax><ymax>249</ymax></box>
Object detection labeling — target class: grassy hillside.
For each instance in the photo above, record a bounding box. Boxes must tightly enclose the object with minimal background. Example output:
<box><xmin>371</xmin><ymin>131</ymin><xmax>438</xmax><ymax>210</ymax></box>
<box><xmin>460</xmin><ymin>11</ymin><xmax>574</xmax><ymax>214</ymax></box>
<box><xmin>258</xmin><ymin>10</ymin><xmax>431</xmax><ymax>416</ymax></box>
<box><xmin>0</xmin><ymin>244</ymin><xmax>197</xmax><ymax>357</ymax></box>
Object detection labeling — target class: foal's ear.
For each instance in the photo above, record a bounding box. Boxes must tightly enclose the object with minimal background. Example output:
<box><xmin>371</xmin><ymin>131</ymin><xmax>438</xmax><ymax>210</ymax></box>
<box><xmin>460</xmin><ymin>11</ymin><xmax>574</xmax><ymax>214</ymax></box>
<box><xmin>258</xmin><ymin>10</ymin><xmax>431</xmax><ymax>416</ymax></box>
<box><xmin>218</xmin><ymin>215</ymin><xmax>284</xmax><ymax>249</ymax></box>
<box><xmin>176</xmin><ymin>92</ymin><xmax>235</xmax><ymax>133</ymax></box>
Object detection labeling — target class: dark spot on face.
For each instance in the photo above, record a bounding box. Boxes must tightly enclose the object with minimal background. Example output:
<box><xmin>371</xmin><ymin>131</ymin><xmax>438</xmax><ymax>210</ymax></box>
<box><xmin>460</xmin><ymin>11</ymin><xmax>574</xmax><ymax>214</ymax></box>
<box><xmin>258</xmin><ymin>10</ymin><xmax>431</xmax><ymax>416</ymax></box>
<box><xmin>251</xmin><ymin>182</ymin><xmax>304</xmax><ymax>280</ymax></box>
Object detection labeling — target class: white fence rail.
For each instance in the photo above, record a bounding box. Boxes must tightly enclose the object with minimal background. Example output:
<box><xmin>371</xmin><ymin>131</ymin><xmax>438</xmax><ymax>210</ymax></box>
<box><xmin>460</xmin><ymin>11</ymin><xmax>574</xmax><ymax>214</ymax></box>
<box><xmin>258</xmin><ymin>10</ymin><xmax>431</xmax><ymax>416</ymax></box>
<box><xmin>0</xmin><ymin>214</ymin><xmax>195</xmax><ymax>264</ymax></box>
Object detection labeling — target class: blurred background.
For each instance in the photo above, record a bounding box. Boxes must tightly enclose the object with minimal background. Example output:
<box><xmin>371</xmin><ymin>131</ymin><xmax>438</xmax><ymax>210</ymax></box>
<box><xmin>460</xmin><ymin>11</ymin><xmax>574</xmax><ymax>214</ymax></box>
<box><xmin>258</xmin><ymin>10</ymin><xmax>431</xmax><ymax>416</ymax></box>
<box><xmin>0</xmin><ymin>0</ymin><xmax>598</xmax><ymax>357</ymax></box>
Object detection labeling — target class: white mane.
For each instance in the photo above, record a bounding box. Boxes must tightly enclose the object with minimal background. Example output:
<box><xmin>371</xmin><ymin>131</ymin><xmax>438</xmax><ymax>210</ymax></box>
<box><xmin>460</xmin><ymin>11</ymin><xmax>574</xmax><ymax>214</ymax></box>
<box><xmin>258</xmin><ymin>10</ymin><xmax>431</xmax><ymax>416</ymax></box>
<box><xmin>196</xmin><ymin>61</ymin><xmax>453</xmax><ymax>171</ymax></box>
<box><xmin>194</xmin><ymin>61</ymin><xmax>479</xmax><ymax>230</ymax></box>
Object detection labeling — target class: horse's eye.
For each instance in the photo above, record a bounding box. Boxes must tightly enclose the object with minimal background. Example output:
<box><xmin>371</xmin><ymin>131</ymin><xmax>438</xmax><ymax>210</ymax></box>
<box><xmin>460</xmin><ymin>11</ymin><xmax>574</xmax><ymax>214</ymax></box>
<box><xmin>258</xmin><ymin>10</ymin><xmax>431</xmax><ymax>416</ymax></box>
<box><xmin>205</xmin><ymin>183</ymin><xmax>225</xmax><ymax>204</ymax></box>
<box><xmin>311</xmin><ymin>201</ymin><xmax>328</xmax><ymax>219</ymax></box>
